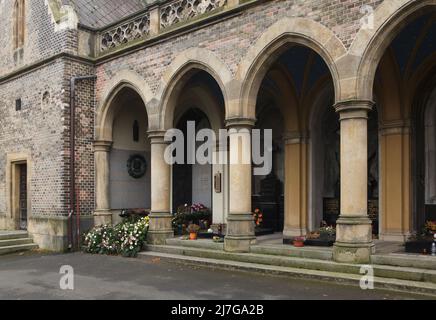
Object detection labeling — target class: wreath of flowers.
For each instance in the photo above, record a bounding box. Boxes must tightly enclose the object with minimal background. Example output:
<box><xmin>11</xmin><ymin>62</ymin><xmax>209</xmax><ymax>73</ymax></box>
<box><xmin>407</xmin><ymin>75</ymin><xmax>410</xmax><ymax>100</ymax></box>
<box><xmin>127</xmin><ymin>154</ymin><xmax>147</xmax><ymax>179</ymax></box>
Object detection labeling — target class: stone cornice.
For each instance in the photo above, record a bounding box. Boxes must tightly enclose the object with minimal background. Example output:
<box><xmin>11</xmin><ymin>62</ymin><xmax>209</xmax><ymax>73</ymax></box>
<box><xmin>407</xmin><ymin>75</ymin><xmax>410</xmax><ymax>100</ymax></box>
<box><xmin>0</xmin><ymin>52</ymin><xmax>94</xmax><ymax>85</ymax></box>
<box><xmin>225</xmin><ymin>117</ymin><xmax>256</xmax><ymax>128</ymax></box>
<box><xmin>334</xmin><ymin>99</ymin><xmax>375</xmax><ymax>121</ymax></box>
<box><xmin>93</xmin><ymin>140</ymin><xmax>113</xmax><ymax>152</ymax></box>
<box><xmin>147</xmin><ymin>130</ymin><xmax>171</xmax><ymax>144</ymax></box>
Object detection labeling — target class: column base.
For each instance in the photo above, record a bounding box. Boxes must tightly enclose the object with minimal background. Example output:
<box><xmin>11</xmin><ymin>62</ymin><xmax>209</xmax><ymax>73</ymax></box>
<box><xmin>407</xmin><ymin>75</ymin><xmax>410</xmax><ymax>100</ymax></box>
<box><xmin>224</xmin><ymin>213</ymin><xmax>255</xmax><ymax>253</ymax></box>
<box><xmin>379</xmin><ymin>232</ymin><xmax>409</xmax><ymax>242</ymax></box>
<box><xmin>147</xmin><ymin>212</ymin><xmax>173</xmax><ymax>245</ymax></box>
<box><xmin>283</xmin><ymin>227</ymin><xmax>307</xmax><ymax>242</ymax></box>
<box><xmin>333</xmin><ymin>216</ymin><xmax>375</xmax><ymax>264</ymax></box>
<box><xmin>93</xmin><ymin>210</ymin><xmax>112</xmax><ymax>226</ymax></box>
<box><xmin>333</xmin><ymin>241</ymin><xmax>375</xmax><ymax>264</ymax></box>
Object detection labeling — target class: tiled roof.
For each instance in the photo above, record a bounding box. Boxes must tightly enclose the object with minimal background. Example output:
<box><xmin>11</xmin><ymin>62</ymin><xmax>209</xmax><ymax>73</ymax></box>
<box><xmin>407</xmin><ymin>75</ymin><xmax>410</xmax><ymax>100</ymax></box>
<box><xmin>65</xmin><ymin>0</ymin><xmax>156</xmax><ymax>29</ymax></box>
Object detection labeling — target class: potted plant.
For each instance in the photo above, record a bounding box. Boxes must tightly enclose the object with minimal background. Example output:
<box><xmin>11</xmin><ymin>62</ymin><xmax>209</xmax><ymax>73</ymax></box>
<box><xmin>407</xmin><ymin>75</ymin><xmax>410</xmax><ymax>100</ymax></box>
<box><xmin>293</xmin><ymin>236</ymin><xmax>305</xmax><ymax>247</ymax></box>
<box><xmin>405</xmin><ymin>220</ymin><xmax>436</xmax><ymax>254</ymax></box>
<box><xmin>187</xmin><ymin>224</ymin><xmax>201</xmax><ymax>240</ymax></box>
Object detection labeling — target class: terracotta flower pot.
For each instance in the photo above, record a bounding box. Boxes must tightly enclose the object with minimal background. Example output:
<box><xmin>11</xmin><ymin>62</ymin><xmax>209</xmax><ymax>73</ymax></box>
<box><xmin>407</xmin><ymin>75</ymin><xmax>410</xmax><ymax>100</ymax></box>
<box><xmin>190</xmin><ymin>232</ymin><xmax>198</xmax><ymax>240</ymax></box>
<box><xmin>293</xmin><ymin>240</ymin><xmax>304</xmax><ymax>247</ymax></box>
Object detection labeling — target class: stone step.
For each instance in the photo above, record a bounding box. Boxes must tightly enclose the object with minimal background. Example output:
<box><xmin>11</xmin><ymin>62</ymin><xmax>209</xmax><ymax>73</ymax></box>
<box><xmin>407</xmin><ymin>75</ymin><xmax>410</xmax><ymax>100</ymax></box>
<box><xmin>0</xmin><ymin>238</ymin><xmax>34</xmax><ymax>247</ymax></box>
<box><xmin>145</xmin><ymin>244</ymin><xmax>436</xmax><ymax>285</ymax></box>
<box><xmin>0</xmin><ymin>243</ymin><xmax>38</xmax><ymax>255</ymax></box>
<box><xmin>251</xmin><ymin>244</ymin><xmax>333</xmax><ymax>261</ymax></box>
<box><xmin>166</xmin><ymin>238</ymin><xmax>333</xmax><ymax>261</ymax></box>
<box><xmin>0</xmin><ymin>231</ymin><xmax>29</xmax><ymax>241</ymax></box>
<box><xmin>372</xmin><ymin>254</ymin><xmax>436</xmax><ymax>270</ymax></box>
<box><xmin>139</xmin><ymin>250</ymin><xmax>436</xmax><ymax>297</ymax></box>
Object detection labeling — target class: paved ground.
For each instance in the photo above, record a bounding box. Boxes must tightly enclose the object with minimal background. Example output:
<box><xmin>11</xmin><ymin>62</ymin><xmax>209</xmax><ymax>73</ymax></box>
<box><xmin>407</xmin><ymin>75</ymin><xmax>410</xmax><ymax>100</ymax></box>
<box><xmin>0</xmin><ymin>251</ymin><xmax>433</xmax><ymax>300</ymax></box>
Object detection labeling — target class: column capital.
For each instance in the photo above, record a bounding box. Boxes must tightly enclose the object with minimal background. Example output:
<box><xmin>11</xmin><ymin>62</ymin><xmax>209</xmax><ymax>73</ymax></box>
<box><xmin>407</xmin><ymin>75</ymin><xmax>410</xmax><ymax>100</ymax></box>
<box><xmin>147</xmin><ymin>130</ymin><xmax>169</xmax><ymax>144</ymax></box>
<box><xmin>225</xmin><ymin>117</ymin><xmax>256</xmax><ymax>129</ymax></box>
<box><xmin>334</xmin><ymin>99</ymin><xmax>374</xmax><ymax>120</ymax></box>
<box><xmin>380</xmin><ymin>120</ymin><xmax>411</xmax><ymax>136</ymax></box>
<box><xmin>283</xmin><ymin>131</ymin><xmax>308</xmax><ymax>144</ymax></box>
<box><xmin>94</xmin><ymin>140</ymin><xmax>112</xmax><ymax>152</ymax></box>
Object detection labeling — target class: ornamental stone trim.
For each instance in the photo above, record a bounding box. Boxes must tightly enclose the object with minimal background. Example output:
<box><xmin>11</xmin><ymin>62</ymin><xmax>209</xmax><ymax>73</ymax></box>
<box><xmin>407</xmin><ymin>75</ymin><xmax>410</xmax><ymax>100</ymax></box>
<box><xmin>100</xmin><ymin>13</ymin><xmax>151</xmax><ymax>52</ymax></box>
<box><xmin>160</xmin><ymin>0</ymin><xmax>227</xmax><ymax>29</ymax></box>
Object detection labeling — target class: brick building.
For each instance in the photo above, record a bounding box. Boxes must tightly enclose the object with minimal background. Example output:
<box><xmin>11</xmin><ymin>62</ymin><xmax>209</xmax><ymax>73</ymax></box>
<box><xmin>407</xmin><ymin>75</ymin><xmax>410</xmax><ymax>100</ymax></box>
<box><xmin>0</xmin><ymin>0</ymin><xmax>435</xmax><ymax>264</ymax></box>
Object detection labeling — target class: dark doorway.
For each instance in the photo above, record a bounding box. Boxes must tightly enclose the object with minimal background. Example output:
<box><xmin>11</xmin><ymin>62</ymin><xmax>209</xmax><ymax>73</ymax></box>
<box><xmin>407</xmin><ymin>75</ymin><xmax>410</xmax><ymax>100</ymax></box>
<box><xmin>172</xmin><ymin>108</ymin><xmax>212</xmax><ymax>211</ymax></box>
<box><xmin>18</xmin><ymin>164</ymin><xmax>28</xmax><ymax>230</ymax></box>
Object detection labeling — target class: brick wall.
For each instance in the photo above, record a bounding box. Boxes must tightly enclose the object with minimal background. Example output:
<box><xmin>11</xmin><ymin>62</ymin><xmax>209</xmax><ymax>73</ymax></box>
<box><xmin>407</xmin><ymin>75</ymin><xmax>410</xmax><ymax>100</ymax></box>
<box><xmin>96</xmin><ymin>0</ymin><xmax>384</xmax><ymax>98</ymax></box>
<box><xmin>0</xmin><ymin>60</ymin><xmax>67</xmax><ymax>216</ymax></box>
<box><xmin>0</xmin><ymin>0</ymin><xmax>76</xmax><ymax>76</ymax></box>
<box><xmin>0</xmin><ymin>0</ymin><xmax>388</xmax><ymax>221</ymax></box>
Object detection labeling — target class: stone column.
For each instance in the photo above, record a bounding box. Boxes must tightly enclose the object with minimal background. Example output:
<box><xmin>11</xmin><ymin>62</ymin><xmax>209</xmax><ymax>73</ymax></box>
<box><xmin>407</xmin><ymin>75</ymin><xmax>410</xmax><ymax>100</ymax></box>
<box><xmin>94</xmin><ymin>140</ymin><xmax>113</xmax><ymax>226</ymax></box>
<box><xmin>147</xmin><ymin>130</ymin><xmax>173</xmax><ymax>245</ymax></box>
<box><xmin>283</xmin><ymin>132</ymin><xmax>308</xmax><ymax>241</ymax></box>
<box><xmin>333</xmin><ymin>100</ymin><xmax>375</xmax><ymax>264</ymax></box>
<box><xmin>224</xmin><ymin>118</ymin><xmax>255</xmax><ymax>252</ymax></box>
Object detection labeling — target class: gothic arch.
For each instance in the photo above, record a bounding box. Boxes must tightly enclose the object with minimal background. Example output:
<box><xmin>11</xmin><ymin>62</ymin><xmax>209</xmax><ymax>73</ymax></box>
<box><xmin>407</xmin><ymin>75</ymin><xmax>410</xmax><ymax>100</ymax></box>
<box><xmin>96</xmin><ymin>70</ymin><xmax>153</xmax><ymax>141</ymax></box>
<box><xmin>155</xmin><ymin>47</ymin><xmax>231</xmax><ymax>130</ymax></box>
<box><xmin>351</xmin><ymin>0</ymin><xmax>436</xmax><ymax>100</ymax></box>
<box><xmin>235</xmin><ymin>17</ymin><xmax>346</xmax><ymax>120</ymax></box>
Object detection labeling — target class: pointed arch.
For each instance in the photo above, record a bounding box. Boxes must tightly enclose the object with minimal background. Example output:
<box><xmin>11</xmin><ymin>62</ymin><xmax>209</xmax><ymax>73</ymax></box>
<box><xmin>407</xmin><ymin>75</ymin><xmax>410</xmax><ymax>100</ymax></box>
<box><xmin>155</xmin><ymin>47</ymin><xmax>231</xmax><ymax>130</ymax></box>
<box><xmin>351</xmin><ymin>0</ymin><xmax>436</xmax><ymax>100</ymax></box>
<box><xmin>96</xmin><ymin>70</ymin><xmax>153</xmax><ymax>141</ymax></box>
<box><xmin>235</xmin><ymin>17</ymin><xmax>346</xmax><ymax>120</ymax></box>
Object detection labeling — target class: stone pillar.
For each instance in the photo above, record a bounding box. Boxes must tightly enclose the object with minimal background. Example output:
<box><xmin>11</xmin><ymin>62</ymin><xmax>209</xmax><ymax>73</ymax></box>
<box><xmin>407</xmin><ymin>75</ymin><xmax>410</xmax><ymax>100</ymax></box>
<box><xmin>94</xmin><ymin>140</ymin><xmax>113</xmax><ymax>226</ymax></box>
<box><xmin>333</xmin><ymin>100</ymin><xmax>375</xmax><ymax>264</ymax></box>
<box><xmin>224</xmin><ymin>118</ymin><xmax>255</xmax><ymax>252</ymax></box>
<box><xmin>147</xmin><ymin>131</ymin><xmax>173</xmax><ymax>245</ymax></box>
<box><xmin>283</xmin><ymin>132</ymin><xmax>308</xmax><ymax>241</ymax></box>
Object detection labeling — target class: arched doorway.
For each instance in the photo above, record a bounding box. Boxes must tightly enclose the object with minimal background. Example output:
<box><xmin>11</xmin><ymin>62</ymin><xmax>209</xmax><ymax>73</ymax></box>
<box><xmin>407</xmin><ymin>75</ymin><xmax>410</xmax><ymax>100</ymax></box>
<box><xmin>164</xmin><ymin>69</ymin><xmax>227</xmax><ymax>230</ymax></box>
<box><xmin>252</xmin><ymin>43</ymin><xmax>341</xmax><ymax>241</ymax></box>
<box><xmin>372</xmin><ymin>8</ymin><xmax>436</xmax><ymax>239</ymax></box>
<box><xmin>414</xmin><ymin>74</ymin><xmax>436</xmax><ymax>230</ymax></box>
<box><xmin>94</xmin><ymin>86</ymin><xmax>151</xmax><ymax>225</ymax></box>
<box><xmin>172</xmin><ymin>108</ymin><xmax>213</xmax><ymax>211</ymax></box>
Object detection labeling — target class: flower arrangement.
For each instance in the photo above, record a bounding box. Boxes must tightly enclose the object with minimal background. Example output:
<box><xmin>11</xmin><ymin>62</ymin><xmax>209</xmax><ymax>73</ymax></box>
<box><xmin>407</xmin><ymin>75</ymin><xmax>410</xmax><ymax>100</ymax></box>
<box><xmin>253</xmin><ymin>208</ymin><xmax>263</xmax><ymax>228</ymax></box>
<box><xmin>319</xmin><ymin>226</ymin><xmax>336</xmax><ymax>239</ymax></box>
<box><xmin>84</xmin><ymin>216</ymin><xmax>150</xmax><ymax>257</ymax></box>
<box><xmin>408</xmin><ymin>220</ymin><xmax>436</xmax><ymax>242</ymax></box>
<box><xmin>425</xmin><ymin>220</ymin><xmax>436</xmax><ymax>234</ymax></box>
<box><xmin>172</xmin><ymin>203</ymin><xmax>211</xmax><ymax>233</ymax></box>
